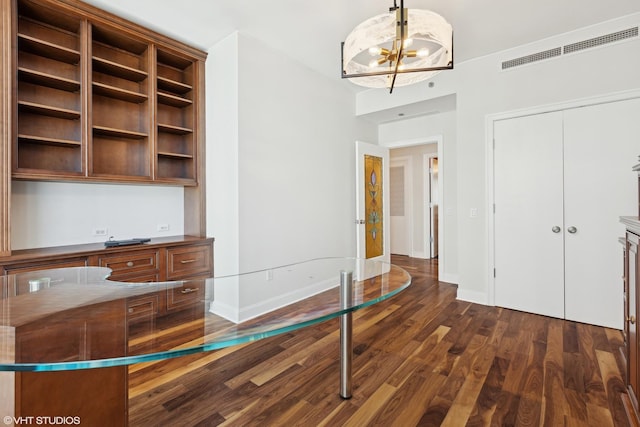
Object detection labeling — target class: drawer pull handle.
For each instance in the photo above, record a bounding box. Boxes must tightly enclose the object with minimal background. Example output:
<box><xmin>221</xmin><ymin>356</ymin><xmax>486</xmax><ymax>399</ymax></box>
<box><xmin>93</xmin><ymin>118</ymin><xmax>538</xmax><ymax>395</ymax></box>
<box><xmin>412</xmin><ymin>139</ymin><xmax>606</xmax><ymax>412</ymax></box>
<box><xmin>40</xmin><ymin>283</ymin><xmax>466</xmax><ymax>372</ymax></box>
<box><xmin>180</xmin><ymin>259</ymin><xmax>196</xmax><ymax>264</ymax></box>
<box><xmin>127</xmin><ymin>261</ymin><xmax>134</xmax><ymax>267</ymax></box>
<box><xmin>628</xmin><ymin>316</ymin><xmax>636</xmax><ymax>324</ymax></box>
<box><xmin>181</xmin><ymin>288</ymin><xmax>197</xmax><ymax>294</ymax></box>
<box><xmin>128</xmin><ymin>308</ymin><xmax>134</xmax><ymax>313</ymax></box>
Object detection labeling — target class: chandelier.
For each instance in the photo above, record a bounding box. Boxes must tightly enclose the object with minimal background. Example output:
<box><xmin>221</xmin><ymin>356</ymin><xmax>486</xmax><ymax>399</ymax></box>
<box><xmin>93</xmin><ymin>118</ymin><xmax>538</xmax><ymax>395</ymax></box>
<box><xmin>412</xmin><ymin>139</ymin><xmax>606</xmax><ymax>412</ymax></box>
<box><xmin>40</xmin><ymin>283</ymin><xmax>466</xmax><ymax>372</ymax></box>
<box><xmin>341</xmin><ymin>0</ymin><xmax>453</xmax><ymax>93</ymax></box>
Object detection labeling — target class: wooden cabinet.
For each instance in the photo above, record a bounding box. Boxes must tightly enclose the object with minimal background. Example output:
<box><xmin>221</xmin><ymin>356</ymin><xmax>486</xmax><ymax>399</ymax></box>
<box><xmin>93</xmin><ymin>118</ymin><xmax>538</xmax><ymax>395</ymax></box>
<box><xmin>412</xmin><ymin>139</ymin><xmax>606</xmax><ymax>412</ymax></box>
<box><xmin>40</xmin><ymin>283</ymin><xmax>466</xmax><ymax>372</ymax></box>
<box><xmin>622</xmin><ymin>218</ymin><xmax>640</xmax><ymax>424</ymax></box>
<box><xmin>90</xmin><ymin>23</ymin><xmax>151</xmax><ymax>180</ymax></box>
<box><xmin>0</xmin><ymin>0</ymin><xmax>208</xmax><ymax>257</ymax></box>
<box><xmin>156</xmin><ymin>49</ymin><xmax>198</xmax><ymax>183</ymax></box>
<box><xmin>15</xmin><ymin>0</ymin><xmax>84</xmax><ymax>177</ymax></box>
<box><xmin>0</xmin><ymin>236</ymin><xmax>213</xmax><ymax>332</ymax></box>
<box><xmin>166</xmin><ymin>243</ymin><xmax>212</xmax><ymax>280</ymax></box>
<box><xmin>0</xmin><ymin>236</ymin><xmax>213</xmax><ymax>279</ymax></box>
<box><xmin>11</xmin><ymin>0</ymin><xmax>205</xmax><ymax>184</ymax></box>
<box><xmin>96</xmin><ymin>248</ymin><xmax>160</xmax><ymax>282</ymax></box>
<box><xmin>10</xmin><ymin>297</ymin><xmax>128</xmax><ymax>425</ymax></box>
<box><xmin>1</xmin><ymin>236</ymin><xmax>213</xmax><ymax>424</ymax></box>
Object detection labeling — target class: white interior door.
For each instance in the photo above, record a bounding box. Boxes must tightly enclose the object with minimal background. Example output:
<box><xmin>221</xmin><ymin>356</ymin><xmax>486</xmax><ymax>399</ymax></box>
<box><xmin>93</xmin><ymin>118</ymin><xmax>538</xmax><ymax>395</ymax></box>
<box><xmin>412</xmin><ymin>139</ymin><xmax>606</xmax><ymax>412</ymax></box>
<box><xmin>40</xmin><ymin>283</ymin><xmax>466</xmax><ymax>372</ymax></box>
<box><xmin>390</xmin><ymin>159</ymin><xmax>410</xmax><ymax>256</ymax></box>
<box><xmin>563</xmin><ymin>98</ymin><xmax>640</xmax><ymax>329</ymax></box>
<box><xmin>355</xmin><ymin>141</ymin><xmax>390</xmax><ymax>262</ymax></box>
<box><xmin>493</xmin><ymin>112</ymin><xmax>565</xmax><ymax>319</ymax></box>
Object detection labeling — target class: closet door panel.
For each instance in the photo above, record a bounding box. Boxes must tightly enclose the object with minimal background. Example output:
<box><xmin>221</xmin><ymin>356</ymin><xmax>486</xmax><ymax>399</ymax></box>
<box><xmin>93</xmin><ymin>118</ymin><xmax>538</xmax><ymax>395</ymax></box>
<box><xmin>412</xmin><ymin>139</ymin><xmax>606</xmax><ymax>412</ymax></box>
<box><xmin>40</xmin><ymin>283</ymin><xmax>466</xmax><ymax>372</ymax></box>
<box><xmin>494</xmin><ymin>112</ymin><xmax>565</xmax><ymax>318</ymax></box>
<box><xmin>564</xmin><ymin>98</ymin><xmax>640</xmax><ymax>329</ymax></box>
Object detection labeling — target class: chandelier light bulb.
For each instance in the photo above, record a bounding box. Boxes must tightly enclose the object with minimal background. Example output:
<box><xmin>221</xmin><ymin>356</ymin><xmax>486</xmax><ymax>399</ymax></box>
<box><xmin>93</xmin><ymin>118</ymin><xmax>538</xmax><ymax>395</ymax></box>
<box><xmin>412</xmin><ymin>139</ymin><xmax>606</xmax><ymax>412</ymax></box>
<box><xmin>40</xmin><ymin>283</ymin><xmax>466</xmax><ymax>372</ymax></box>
<box><xmin>417</xmin><ymin>48</ymin><xmax>429</xmax><ymax>57</ymax></box>
<box><xmin>402</xmin><ymin>38</ymin><xmax>413</xmax><ymax>48</ymax></box>
<box><xmin>368</xmin><ymin>46</ymin><xmax>382</xmax><ymax>56</ymax></box>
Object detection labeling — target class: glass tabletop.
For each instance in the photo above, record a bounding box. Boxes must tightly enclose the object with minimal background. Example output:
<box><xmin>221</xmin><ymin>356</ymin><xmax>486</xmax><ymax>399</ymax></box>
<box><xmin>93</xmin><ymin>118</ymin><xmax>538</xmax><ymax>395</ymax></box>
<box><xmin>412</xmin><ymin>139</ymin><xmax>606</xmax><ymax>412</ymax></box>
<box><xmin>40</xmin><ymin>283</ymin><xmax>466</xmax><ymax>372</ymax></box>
<box><xmin>0</xmin><ymin>257</ymin><xmax>411</xmax><ymax>371</ymax></box>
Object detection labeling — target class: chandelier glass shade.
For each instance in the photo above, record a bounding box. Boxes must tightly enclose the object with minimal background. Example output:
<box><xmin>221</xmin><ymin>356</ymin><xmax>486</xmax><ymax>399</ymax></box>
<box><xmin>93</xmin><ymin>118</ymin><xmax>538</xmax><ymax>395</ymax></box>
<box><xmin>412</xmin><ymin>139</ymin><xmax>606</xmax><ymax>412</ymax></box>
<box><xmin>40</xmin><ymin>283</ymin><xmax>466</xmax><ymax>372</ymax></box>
<box><xmin>341</xmin><ymin>2</ymin><xmax>453</xmax><ymax>92</ymax></box>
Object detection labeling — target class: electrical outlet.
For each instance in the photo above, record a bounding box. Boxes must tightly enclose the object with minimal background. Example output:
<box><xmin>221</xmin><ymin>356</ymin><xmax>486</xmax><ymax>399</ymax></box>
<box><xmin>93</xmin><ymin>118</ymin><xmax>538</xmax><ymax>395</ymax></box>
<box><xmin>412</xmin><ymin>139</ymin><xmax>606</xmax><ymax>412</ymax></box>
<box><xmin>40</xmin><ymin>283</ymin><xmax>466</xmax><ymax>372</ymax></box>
<box><xmin>93</xmin><ymin>228</ymin><xmax>108</xmax><ymax>236</ymax></box>
<box><xmin>157</xmin><ymin>224</ymin><xmax>170</xmax><ymax>232</ymax></box>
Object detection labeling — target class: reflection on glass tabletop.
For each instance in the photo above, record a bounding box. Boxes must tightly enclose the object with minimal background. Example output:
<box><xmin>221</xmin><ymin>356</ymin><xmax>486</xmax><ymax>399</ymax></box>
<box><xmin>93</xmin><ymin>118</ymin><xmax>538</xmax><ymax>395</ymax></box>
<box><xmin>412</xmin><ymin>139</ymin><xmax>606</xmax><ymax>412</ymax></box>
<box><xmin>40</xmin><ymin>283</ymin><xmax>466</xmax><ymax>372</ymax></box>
<box><xmin>0</xmin><ymin>258</ymin><xmax>411</xmax><ymax>371</ymax></box>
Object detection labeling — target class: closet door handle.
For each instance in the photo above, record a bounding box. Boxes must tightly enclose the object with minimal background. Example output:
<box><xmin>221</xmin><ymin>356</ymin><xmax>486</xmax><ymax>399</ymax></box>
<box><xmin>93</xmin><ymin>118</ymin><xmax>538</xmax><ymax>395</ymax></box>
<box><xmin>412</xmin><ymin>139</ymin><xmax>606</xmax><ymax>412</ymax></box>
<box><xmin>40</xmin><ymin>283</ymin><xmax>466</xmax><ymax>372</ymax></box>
<box><xmin>567</xmin><ymin>226</ymin><xmax>577</xmax><ymax>234</ymax></box>
<box><xmin>552</xmin><ymin>226</ymin><xmax>561</xmax><ymax>233</ymax></box>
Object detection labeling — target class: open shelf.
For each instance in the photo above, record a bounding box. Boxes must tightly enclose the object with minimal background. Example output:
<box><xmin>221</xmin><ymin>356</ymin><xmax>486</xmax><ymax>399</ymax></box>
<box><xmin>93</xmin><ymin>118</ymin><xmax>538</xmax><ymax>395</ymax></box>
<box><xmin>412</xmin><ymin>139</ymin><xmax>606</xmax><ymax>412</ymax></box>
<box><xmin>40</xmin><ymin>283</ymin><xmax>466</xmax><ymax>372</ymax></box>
<box><xmin>158</xmin><ymin>123</ymin><xmax>193</xmax><ymax>135</ymax></box>
<box><xmin>18</xmin><ymin>101</ymin><xmax>80</xmax><ymax>120</ymax></box>
<box><xmin>157</xmin><ymin>76</ymin><xmax>192</xmax><ymax>95</ymax></box>
<box><xmin>17</xmin><ymin>33</ymin><xmax>80</xmax><ymax>64</ymax></box>
<box><xmin>18</xmin><ymin>134</ymin><xmax>80</xmax><ymax>147</ymax></box>
<box><xmin>18</xmin><ymin>67</ymin><xmax>80</xmax><ymax>92</ymax></box>
<box><xmin>155</xmin><ymin>48</ymin><xmax>196</xmax><ymax>183</ymax></box>
<box><xmin>93</xmin><ymin>82</ymin><xmax>148</xmax><ymax>104</ymax></box>
<box><xmin>89</xmin><ymin>23</ymin><xmax>151</xmax><ymax>181</ymax></box>
<box><xmin>158</xmin><ymin>151</ymin><xmax>194</xmax><ymax>159</ymax></box>
<box><xmin>16</xmin><ymin>141</ymin><xmax>82</xmax><ymax>174</ymax></box>
<box><xmin>157</xmin><ymin>91</ymin><xmax>192</xmax><ymax>108</ymax></box>
<box><xmin>91</xmin><ymin>135</ymin><xmax>150</xmax><ymax>178</ymax></box>
<box><xmin>93</xmin><ymin>56</ymin><xmax>148</xmax><ymax>82</ymax></box>
<box><xmin>11</xmin><ymin>0</ymin><xmax>203</xmax><ymax>186</ymax></box>
<box><xmin>93</xmin><ymin>126</ymin><xmax>147</xmax><ymax>140</ymax></box>
<box><xmin>15</xmin><ymin>0</ymin><xmax>82</xmax><ymax>177</ymax></box>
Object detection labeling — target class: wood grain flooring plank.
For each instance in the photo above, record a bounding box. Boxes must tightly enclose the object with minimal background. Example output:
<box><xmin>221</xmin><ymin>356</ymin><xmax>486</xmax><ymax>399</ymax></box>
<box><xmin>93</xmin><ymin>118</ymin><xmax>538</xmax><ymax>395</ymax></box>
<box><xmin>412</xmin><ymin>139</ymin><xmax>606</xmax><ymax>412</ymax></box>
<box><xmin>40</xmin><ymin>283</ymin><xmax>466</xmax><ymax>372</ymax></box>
<box><xmin>342</xmin><ymin>383</ymin><xmax>397</xmax><ymax>427</ymax></box>
<box><xmin>440</xmin><ymin>315</ymin><xmax>508</xmax><ymax>426</ymax></box>
<box><xmin>466</xmin><ymin>356</ymin><xmax>510</xmax><ymax>426</ymax></box>
<box><xmin>597</xmin><ymin>348</ymin><xmax>631</xmax><ymax>427</ymax></box>
<box><xmin>541</xmin><ymin>317</ymin><xmax>568</xmax><ymax>426</ymax></box>
<box><xmin>370</xmin><ymin>370</ymin><xmax>448</xmax><ymax>427</ymax></box>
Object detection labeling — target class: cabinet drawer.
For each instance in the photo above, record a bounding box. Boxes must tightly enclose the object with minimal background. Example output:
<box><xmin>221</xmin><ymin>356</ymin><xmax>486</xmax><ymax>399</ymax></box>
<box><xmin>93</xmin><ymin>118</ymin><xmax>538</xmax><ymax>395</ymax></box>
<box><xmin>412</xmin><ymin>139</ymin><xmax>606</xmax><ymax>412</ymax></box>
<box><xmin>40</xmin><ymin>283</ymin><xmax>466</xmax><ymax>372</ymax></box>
<box><xmin>166</xmin><ymin>244</ymin><xmax>212</xmax><ymax>280</ymax></box>
<box><xmin>2</xmin><ymin>258</ymin><xmax>88</xmax><ymax>276</ymax></box>
<box><xmin>97</xmin><ymin>249</ymin><xmax>159</xmax><ymax>280</ymax></box>
<box><xmin>166</xmin><ymin>279</ymin><xmax>204</xmax><ymax>312</ymax></box>
<box><xmin>127</xmin><ymin>294</ymin><xmax>160</xmax><ymax>322</ymax></box>
<box><xmin>110</xmin><ymin>273</ymin><xmax>160</xmax><ymax>284</ymax></box>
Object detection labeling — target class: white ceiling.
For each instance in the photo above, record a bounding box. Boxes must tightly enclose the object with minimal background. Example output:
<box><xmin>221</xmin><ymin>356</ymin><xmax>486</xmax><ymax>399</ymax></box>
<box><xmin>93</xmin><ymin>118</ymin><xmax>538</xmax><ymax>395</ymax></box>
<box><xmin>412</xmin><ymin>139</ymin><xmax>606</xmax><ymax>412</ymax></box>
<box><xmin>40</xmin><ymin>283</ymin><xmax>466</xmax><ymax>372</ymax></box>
<box><xmin>83</xmin><ymin>0</ymin><xmax>640</xmax><ymax>104</ymax></box>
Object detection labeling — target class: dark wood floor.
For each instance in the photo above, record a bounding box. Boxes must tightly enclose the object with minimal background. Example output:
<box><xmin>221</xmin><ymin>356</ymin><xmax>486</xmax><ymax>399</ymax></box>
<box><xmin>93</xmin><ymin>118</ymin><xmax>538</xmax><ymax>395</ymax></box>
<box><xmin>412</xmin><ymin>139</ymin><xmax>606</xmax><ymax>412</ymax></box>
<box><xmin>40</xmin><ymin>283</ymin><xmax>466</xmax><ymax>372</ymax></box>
<box><xmin>128</xmin><ymin>255</ymin><xmax>630</xmax><ymax>426</ymax></box>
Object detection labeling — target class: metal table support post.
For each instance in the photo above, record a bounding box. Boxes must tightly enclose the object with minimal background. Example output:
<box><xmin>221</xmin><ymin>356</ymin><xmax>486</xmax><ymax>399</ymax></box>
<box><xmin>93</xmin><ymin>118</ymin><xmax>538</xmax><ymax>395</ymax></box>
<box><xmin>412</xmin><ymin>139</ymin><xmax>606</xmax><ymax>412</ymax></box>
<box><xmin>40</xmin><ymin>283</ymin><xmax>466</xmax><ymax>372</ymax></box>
<box><xmin>340</xmin><ymin>270</ymin><xmax>353</xmax><ymax>399</ymax></box>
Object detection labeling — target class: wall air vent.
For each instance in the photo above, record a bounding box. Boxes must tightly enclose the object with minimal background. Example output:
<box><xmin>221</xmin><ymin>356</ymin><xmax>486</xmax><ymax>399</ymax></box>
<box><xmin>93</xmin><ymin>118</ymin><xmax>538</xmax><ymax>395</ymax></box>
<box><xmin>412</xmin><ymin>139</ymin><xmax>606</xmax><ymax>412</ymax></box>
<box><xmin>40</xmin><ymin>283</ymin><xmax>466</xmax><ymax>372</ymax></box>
<box><xmin>563</xmin><ymin>27</ymin><xmax>639</xmax><ymax>54</ymax></box>
<box><xmin>501</xmin><ymin>26</ymin><xmax>639</xmax><ymax>71</ymax></box>
<box><xmin>501</xmin><ymin>47</ymin><xmax>562</xmax><ymax>70</ymax></box>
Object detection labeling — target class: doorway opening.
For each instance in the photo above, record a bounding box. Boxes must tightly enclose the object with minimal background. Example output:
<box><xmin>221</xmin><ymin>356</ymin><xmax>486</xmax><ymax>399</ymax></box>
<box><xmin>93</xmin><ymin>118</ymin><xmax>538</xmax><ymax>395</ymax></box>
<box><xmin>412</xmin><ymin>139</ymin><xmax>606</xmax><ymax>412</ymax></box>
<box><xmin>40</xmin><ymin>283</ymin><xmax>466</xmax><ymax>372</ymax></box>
<box><xmin>388</xmin><ymin>142</ymin><xmax>440</xmax><ymax>260</ymax></box>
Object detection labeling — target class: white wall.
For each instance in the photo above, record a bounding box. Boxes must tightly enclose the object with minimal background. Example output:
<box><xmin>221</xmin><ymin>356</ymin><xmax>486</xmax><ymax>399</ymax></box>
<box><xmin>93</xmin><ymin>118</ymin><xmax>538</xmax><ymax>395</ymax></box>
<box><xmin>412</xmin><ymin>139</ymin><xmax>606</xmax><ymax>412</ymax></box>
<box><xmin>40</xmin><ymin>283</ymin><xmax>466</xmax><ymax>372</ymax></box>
<box><xmin>206</xmin><ymin>32</ymin><xmax>240</xmax><ymax>280</ymax></box>
<box><xmin>207</xmin><ymin>32</ymin><xmax>377</xmax><ymax>277</ymax></box>
<box><xmin>11</xmin><ymin>181</ymin><xmax>184</xmax><ymax>249</ymax></box>
<box><xmin>358</xmin><ymin>13</ymin><xmax>640</xmax><ymax>303</ymax></box>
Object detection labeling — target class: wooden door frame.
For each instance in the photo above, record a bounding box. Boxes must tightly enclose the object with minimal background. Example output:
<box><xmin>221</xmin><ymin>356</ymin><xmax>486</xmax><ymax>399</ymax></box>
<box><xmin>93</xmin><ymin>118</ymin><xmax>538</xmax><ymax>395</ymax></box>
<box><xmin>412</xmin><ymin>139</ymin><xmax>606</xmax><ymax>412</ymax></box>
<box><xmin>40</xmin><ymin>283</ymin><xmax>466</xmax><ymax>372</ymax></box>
<box><xmin>486</xmin><ymin>88</ymin><xmax>640</xmax><ymax>306</ymax></box>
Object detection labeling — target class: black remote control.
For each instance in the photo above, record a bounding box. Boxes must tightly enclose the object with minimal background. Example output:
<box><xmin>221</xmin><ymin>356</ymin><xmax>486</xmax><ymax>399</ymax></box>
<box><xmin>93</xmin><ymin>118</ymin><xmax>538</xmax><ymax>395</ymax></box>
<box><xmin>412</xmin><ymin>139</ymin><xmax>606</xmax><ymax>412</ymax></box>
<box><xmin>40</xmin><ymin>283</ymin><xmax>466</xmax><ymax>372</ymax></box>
<box><xmin>104</xmin><ymin>238</ymin><xmax>151</xmax><ymax>247</ymax></box>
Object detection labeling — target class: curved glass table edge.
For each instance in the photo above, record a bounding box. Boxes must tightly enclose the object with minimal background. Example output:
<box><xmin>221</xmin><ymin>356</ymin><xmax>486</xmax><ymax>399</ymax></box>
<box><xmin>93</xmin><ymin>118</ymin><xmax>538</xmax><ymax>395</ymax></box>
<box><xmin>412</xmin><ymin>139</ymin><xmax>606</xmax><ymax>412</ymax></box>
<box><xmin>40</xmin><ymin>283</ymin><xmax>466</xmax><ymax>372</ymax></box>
<box><xmin>0</xmin><ymin>257</ymin><xmax>412</xmax><ymax>372</ymax></box>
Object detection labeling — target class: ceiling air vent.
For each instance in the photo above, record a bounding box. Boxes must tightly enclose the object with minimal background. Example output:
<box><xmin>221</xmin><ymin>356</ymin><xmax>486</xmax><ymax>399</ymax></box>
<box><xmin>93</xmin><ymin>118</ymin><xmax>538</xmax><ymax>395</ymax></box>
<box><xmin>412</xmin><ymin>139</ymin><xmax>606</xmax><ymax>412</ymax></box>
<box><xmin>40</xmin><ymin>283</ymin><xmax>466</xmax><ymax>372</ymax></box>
<box><xmin>563</xmin><ymin>27</ymin><xmax>639</xmax><ymax>54</ymax></box>
<box><xmin>501</xmin><ymin>47</ymin><xmax>562</xmax><ymax>70</ymax></box>
<box><xmin>500</xmin><ymin>26</ymin><xmax>638</xmax><ymax>71</ymax></box>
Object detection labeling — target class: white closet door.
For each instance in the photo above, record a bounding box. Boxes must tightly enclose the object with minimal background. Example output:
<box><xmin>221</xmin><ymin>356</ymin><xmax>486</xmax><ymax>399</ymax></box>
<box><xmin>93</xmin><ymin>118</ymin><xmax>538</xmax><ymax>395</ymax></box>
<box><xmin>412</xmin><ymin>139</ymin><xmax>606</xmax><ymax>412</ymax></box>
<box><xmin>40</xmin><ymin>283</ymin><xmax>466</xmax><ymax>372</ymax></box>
<box><xmin>563</xmin><ymin>98</ymin><xmax>640</xmax><ymax>329</ymax></box>
<box><xmin>494</xmin><ymin>112</ymin><xmax>565</xmax><ymax>318</ymax></box>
